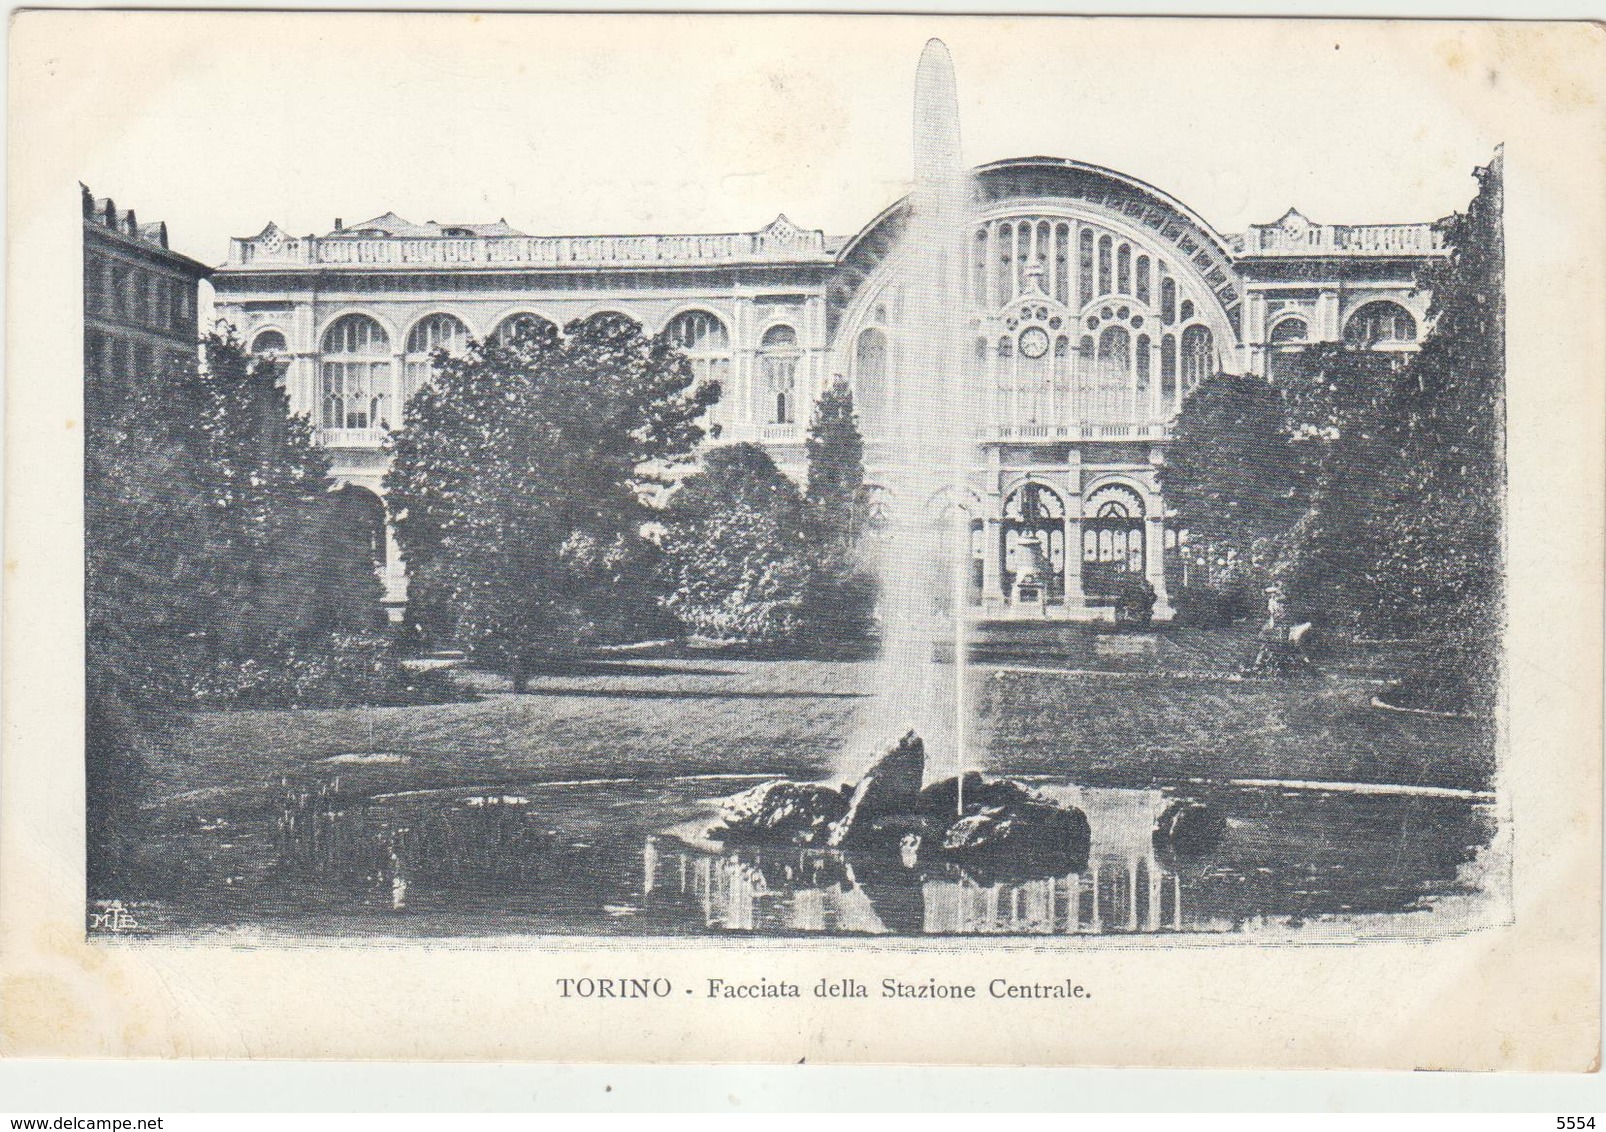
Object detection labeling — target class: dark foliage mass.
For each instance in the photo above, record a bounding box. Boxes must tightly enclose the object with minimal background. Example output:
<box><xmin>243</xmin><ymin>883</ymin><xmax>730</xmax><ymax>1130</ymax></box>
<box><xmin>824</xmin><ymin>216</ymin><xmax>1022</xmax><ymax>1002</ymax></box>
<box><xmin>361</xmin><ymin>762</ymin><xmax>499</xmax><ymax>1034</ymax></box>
<box><xmin>386</xmin><ymin>314</ymin><xmax>717</xmax><ymax>689</ymax></box>
<box><xmin>658</xmin><ymin>378</ymin><xmax>877</xmax><ymax>648</ymax></box>
<box><xmin>86</xmin><ymin>329</ymin><xmax>387</xmax><ymax>889</ymax></box>
<box><xmin>1161</xmin><ymin>150</ymin><xmax>1505</xmax><ymax>711</ymax></box>
<box><xmin>659</xmin><ymin>442</ymin><xmax>813</xmax><ymax>642</ymax></box>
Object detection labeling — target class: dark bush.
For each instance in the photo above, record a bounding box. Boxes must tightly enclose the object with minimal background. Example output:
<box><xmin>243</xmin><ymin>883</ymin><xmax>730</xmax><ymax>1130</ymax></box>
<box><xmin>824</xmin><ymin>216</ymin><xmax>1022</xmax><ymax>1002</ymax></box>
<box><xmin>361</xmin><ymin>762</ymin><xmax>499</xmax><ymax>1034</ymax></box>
<box><xmin>1171</xmin><ymin>584</ymin><xmax>1249</xmax><ymax>628</ymax></box>
<box><xmin>193</xmin><ymin>632</ymin><xmax>400</xmax><ymax>708</ymax></box>
<box><xmin>1112</xmin><ymin>575</ymin><xmax>1157</xmax><ymax>625</ymax></box>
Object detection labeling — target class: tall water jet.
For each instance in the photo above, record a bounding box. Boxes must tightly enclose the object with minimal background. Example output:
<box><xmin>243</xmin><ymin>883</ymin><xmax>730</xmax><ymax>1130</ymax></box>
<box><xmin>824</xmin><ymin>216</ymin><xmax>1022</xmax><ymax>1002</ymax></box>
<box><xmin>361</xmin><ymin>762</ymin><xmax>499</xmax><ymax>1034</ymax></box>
<box><xmin>852</xmin><ymin>39</ymin><xmax>980</xmax><ymax>795</ymax></box>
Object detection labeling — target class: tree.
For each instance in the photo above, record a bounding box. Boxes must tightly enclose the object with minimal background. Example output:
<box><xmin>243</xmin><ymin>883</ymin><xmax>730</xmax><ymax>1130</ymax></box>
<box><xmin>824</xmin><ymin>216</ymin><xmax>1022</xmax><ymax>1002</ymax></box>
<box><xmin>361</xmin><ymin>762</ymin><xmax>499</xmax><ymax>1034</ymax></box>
<box><xmin>184</xmin><ymin>331</ymin><xmax>381</xmax><ymax>650</ymax></box>
<box><xmin>1360</xmin><ymin>150</ymin><xmax>1505</xmax><ymax>708</ymax></box>
<box><xmin>659</xmin><ymin>443</ymin><xmax>813</xmax><ymax>642</ymax></box>
<box><xmin>1160</xmin><ymin>371</ymin><xmax>1307</xmax><ymax>585</ymax></box>
<box><xmin>801</xmin><ymin>379</ymin><xmax>876</xmax><ymax>641</ymax></box>
<box><xmin>386</xmin><ymin>314</ymin><xmax>716</xmax><ymax>688</ymax></box>
<box><xmin>85</xmin><ymin>346</ymin><xmax>214</xmax><ymax>892</ymax></box>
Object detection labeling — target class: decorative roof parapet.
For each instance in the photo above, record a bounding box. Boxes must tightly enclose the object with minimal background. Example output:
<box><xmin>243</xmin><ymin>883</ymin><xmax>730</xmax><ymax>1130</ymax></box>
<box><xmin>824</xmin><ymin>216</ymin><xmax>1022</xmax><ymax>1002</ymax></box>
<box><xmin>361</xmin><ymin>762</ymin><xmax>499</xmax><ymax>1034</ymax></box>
<box><xmin>225</xmin><ymin>212</ymin><xmax>834</xmax><ymax>270</ymax></box>
<box><xmin>1239</xmin><ymin>208</ymin><xmax>1447</xmax><ymax>256</ymax></box>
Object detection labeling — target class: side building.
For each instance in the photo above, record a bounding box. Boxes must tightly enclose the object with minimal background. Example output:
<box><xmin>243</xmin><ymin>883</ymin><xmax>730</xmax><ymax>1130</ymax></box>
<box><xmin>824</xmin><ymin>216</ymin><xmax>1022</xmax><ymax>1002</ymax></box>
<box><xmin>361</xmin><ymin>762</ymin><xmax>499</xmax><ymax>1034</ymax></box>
<box><xmin>210</xmin><ymin>157</ymin><xmax>1446</xmax><ymax>623</ymax></box>
<box><xmin>82</xmin><ymin>184</ymin><xmax>210</xmax><ymax>383</ymax></box>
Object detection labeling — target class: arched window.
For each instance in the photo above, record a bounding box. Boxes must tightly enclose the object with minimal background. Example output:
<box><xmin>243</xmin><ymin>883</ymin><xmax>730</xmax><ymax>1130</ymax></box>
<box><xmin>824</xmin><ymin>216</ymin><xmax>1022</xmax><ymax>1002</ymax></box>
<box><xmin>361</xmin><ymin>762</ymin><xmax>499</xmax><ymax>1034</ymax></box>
<box><xmin>320</xmin><ymin>314</ymin><xmax>391</xmax><ymax>434</ymax></box>
<box><xmin>1117</xmin><ymin>243</ymin><xmax>1132</xmax><ymax>296</ymax></box>
<box><xmin>251</xmin><ymin>329</ymin><xmax>287</xmax><ymax>354</ymax></box>
<box><xmin>1161</xmin><ymin>334</ymin><xmax>1178</xmax><ymax>403</ymax></box>
<box><xmin>854</xmin><ymin>327</ymin><xmax>889</xmax><ymax>434</ymax></box>
<box><xmin>492</xmin><ymin>312</ymin><xmax>558</xmax><ymax>348</ymax></box>
<box><xmin>1181</xmin><ymin>324</ymin><xmax>1214</xmax><ymax>392</ymax></box>
<box><xmin>1136</xmin><ymin>333</ymin><xmax>1152</xmax><ymax>402</ymax></box>
<box><xmin>251</xmin><ymin>329</ymin><xmax>290</xmax><ymax>386</ymax></box>
<box><xmin>330</xmin><ymin>484</ymin><xmax>388</xmax><ymax>572</ymax></box>
<box><xmin>759</xmin><ymin>324</ymin><xmax>799</xmax><ymax>425</ymax></box>
<box><xmin>1053</xmin><ymin>224</ymin><xmax>1071</xmax><ymax>305</ymax></box>
<box><xmin>665</xmin><ymin>308</ymin><xmax>731</xmax><ymax>400</ymax></box>
<box><xmin>1270</xmin><ymin>316</ymin><xmax>1308</xmax><ymax>345</ymax></box>
<box><xmin>577</xmin><ymin>311</ymin><xmax>641</xmax><ymax>338</ymax></box>
<box><xmin>404</xmin><ymin>313</ymin><xmax>469</xmax><ymax>398</ymax></box>
<box><xmin>1136</xmin><ymin>255</ymin><xmax>1152</xmax><ymax>305</ymax></box>
<box><xmin>1097</xmin><ymin>235</ymin><xmax>1113</xmax><ymax>298</ymax></box>
<box><xmin>999</xmin><ymin>225</ymin><xmax>1015</xmax><ymax>302</ymax></box>
<box><xmin>1090</xmin><ymin>325</ymin><xmax>1130</xmax><ymax>421</ymax></box>
<box><xmin>1160</xmin><ymin>278</ymin><xmax>1176</xmax><ymax>325</ymax></box>
<box><xmin>1268</xmin><ymin>316</ymin><xmax>1308</xmax><ymax>381</ymax></box>
<box><xmin>1344</xmin><ymin>301</ymin><xmax>1418</xmax><ymax>348</ymax></box>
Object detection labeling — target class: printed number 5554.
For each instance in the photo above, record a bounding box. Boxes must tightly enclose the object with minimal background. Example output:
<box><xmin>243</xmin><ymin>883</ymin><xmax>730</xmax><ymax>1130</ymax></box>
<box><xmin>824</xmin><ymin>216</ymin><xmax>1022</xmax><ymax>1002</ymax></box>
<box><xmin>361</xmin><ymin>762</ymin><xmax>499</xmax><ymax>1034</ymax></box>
<box><xmin>1557</xmin><ymin>1119</ymin><xmax>1596</xmax><ymax>1129</ymax></box>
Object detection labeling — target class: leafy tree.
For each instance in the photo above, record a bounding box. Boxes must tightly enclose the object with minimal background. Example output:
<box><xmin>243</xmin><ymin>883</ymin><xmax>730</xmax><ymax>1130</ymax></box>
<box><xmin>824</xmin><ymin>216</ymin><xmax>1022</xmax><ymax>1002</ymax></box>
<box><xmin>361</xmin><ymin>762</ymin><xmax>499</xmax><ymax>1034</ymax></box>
<box><xmin>1360</xmin><ymin>151</ymin><xmax>1505</xmax><ymax>708</ymax></box>
<box><xmin>801</xmin><ymin>379</ymin><xmax>876</xmax><ymax>640</ymax></box>
<box><xmin>85</xmin><ymin>347</ymin><xmax>214</xmax><ymax>892</ymax></box>
<box><xmin>184</xmin><ymin>331</ymin><xmax>381</xmax><ymax>650</ymax></box>
<box><xmin>1160</xmin><ymin>371</ymin><xmax>1307</xmax><ymax>583</ymax></box>
<box><xmin>659</xmin><ymin>443</ymin><xmax>813</xmax><ymax>642</ymax></box>
<box><xmin>804</xmin><ymin>378</ymin><xmax>868</xmax><ymax>548</ymax></box>
<box><xmin>386</xmin><ymin>314</ymin><xmax>716</xmax><ymax>688</ymax></box>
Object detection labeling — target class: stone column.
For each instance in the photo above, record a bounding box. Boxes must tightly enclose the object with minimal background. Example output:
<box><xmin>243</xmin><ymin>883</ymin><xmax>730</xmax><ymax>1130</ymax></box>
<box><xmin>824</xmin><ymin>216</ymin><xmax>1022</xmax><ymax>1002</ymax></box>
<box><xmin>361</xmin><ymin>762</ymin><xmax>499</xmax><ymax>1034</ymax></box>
<box><xmin>1145</xmin><ymin>514</ymin><xmax>1172</xmax><ymax>621</ymax></box>
<box><xmin>1062</xmin><ymin>454</ymin><xmax>1085</xmax><ymax>616</ymax></box>
<box><xmin>733</xmin><ymin>294</ymin><xmax>756</xmax><ymax>435</ymax></box>
<box><xmin>1245</xmin><ymin>292</ymin><xmax>1267</xmax><ymax>377</ymax></box>
<box><xmin>980</xmin><ymin>447</ymin><xmax>1006</xmax><ymax>614</ymax></box>
<box><xmin>1316</xmin><ymin>289</ymin><xmax>1342</xmax><ymax>342</ymax></box>
<box><xmin>382</xmin><ymin>519</ymin><xmax>408</xmax><ymax>622</ymax></box>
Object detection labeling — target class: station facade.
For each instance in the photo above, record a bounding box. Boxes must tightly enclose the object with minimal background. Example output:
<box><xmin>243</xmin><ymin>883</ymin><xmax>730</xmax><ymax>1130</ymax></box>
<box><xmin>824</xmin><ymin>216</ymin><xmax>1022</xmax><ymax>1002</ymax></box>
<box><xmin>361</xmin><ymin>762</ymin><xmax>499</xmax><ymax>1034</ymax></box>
<box><xmin>210</xmin><ymin>157</ymin><xmax>1446</xmax><ymax>622</ymax></box>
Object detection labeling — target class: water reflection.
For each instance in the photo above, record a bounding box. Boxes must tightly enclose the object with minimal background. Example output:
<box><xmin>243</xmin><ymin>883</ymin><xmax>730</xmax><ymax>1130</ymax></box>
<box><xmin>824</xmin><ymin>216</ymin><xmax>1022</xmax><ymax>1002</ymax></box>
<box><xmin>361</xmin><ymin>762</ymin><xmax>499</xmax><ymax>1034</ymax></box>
<box><xmin>140</xmin><ymin>775</ymin><xmax>1492</xmax><ymax>938</ymax></box>
<box><xmin>644</xmin><ymin>785</ymin><xmax>1493</xmax><ymax>936</ymax></box>
<box><xmin>273</xmin><ymin>778</ymin><xmax>555</xmax><ymax>911</ymax></box>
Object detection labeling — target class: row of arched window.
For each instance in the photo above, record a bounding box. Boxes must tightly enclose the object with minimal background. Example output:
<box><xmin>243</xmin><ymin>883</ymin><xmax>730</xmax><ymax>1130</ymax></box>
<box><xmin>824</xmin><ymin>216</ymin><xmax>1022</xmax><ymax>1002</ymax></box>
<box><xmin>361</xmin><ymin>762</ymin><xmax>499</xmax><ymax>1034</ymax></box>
<box><xmin>1264</xmin><ymin>300</ymin><xmax>1420</xmax><ymax>378</ymax></box>
<box><xmin>971</xmin><ymin>218</ymin><xmax>1188</xmax><ymax>318</ymax></box>
<box><xmin>250</xmin><ymin>309</ymin><xmax>796</xmax><ymax>434</ymax></box>
<box><xmin>852</xmin><ymin>320</ymin><xmax>1216</xmax><ymax>430</ymax></box>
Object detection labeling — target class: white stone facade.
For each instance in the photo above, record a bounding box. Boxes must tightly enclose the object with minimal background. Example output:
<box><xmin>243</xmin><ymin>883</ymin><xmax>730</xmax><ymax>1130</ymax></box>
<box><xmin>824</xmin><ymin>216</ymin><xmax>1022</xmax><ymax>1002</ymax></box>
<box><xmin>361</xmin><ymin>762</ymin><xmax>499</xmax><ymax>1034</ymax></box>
<box><xmin>211</xmin><ymin>157</ymin><xmax>1446</xmax><ymax>623</ymax></box>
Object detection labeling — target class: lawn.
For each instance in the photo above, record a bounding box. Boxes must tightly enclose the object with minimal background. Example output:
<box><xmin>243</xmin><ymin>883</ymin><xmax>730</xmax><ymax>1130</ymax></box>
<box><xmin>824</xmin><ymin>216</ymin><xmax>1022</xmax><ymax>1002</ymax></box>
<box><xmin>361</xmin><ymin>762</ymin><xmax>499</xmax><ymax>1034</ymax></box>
<box><xmin>151</xmin><ymin>626</ymin><xmax>1495</xmax><ymax>817</ymax></box>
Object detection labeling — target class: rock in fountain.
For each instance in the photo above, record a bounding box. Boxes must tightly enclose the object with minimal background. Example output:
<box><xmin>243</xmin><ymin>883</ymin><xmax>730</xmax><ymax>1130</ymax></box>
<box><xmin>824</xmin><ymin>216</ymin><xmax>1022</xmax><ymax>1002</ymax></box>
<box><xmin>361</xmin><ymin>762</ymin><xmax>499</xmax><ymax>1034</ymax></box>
<box><xmin>695</xmin><ymin>731</ymin><xmax>1091</xmax><ymax>878</ymax></box>
<box><xmin>1152</xmin><ymin>800</ymin><xmax>1228</xmax><ymax>859</ymax></box>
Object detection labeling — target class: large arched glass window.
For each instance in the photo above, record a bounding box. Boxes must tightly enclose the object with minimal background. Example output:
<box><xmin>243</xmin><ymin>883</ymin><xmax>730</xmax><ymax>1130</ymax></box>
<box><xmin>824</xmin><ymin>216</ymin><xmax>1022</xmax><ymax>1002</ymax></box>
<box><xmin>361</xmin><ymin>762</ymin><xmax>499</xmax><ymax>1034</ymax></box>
<box><xmin>404</xmin><ymin>313</ymin><xmax>469</xmax><ymax>398</ymax></box>
<box><xmin>492</xmin><ymin>312</ymin><xmax>558</xmax><ymax>348</ymax></box>
<box><xmin>1344</xmin><ymin>301</ymin><xmax>1418</xmax><ymax>348</ymax></box>
<box><xmin>853</xmin><ymin>327</ymin><xmax>889</xmax><ymax>434</ymax></box>
<box><xmin>320</xmin><ymin>314</ymin><xmax>391</xmax><ymax>432</ymax></box>
<box><xmin>759</xmin><ymin>324</ymin><xmax>799</xmax><ymax>425</ymax></box>
<box><xmin>1181</xmin><ymin>324</ymin><xmax>1214</xmax><ymax>392</ymax></box>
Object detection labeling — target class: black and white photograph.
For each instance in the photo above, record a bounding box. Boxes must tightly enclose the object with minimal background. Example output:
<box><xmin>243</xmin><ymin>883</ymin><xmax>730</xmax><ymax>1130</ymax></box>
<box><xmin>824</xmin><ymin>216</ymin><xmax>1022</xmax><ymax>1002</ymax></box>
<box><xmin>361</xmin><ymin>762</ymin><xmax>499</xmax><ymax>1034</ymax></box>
<box><xmin>5</xmin><ymin>11</ymin><xmax>1601</xmax><ymax>1071</ymax></box>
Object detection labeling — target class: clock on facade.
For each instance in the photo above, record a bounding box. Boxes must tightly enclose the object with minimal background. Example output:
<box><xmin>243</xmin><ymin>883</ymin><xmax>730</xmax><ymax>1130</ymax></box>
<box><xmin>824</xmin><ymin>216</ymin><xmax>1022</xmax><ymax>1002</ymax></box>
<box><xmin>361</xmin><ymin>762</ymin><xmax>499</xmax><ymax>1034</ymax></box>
<box><xmin>1019</xmin><ymin>326</ymin><xmax>1050</xmax><ymax>358</ymax></box>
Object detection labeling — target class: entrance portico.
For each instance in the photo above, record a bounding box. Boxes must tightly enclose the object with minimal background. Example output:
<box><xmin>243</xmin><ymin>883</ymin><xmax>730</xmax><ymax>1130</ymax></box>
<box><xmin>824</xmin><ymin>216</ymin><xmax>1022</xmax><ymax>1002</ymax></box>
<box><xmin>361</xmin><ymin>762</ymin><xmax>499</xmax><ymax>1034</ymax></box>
<box><xmin>975</xmin><ymin>456</ymin><xmax>1172</xmax><ymax>623</ymax></box>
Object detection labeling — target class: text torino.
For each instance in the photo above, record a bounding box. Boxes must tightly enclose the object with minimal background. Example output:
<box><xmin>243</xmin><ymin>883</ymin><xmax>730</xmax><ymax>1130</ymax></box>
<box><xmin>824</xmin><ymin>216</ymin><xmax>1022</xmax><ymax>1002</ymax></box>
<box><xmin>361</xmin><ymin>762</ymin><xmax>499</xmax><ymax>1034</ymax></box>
<box><xmin>555</xmin><ymin>977</ymin><xmax>1090</xmax><ymax>1001</ymax></box>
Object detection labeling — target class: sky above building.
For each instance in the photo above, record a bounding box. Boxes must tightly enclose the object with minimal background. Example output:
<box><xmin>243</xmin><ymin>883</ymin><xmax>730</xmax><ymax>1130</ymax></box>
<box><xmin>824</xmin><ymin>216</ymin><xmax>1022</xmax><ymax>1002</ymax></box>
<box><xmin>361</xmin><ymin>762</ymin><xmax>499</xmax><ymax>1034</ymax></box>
<box><xmin>63</xmin><ymin>13</ymin><xmax>1506</xmax><ymax>269</ymax></box>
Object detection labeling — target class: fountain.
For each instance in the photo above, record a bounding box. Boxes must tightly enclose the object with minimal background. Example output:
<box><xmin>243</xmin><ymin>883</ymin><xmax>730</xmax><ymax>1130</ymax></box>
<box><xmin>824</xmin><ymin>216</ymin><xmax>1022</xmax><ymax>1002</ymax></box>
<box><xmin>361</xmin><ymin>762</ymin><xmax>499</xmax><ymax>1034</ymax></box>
<box><xmin>854</xmin><ymin>36</ymin><xmax>980</xmax><ymax>793</ymax></box>
<box><xmin>673</xmin><ymin>42</ymin><xmax>1092</xmax><ymax>878</ymax></box>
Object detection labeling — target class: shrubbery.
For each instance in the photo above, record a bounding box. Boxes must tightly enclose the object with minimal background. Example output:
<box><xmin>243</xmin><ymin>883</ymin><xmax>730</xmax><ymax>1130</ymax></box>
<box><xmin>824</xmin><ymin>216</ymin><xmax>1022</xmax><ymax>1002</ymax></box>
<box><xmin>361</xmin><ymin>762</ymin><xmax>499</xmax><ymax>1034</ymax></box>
<box><xmin>1170</xmin><ymin>584</ymin><xmax>1252</xmax><ymax>629</ymax></box>
<box><xmin>191</xmin><ymin>633</ymin><xmax>399</xmax><ymax>709</ymax></box>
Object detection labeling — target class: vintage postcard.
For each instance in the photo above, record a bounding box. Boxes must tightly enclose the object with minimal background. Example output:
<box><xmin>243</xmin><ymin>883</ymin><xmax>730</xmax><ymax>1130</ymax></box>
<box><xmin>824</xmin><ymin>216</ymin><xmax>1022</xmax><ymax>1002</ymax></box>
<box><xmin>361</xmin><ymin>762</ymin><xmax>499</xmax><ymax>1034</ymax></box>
<box><xmin>2</xmin><ymin>12</ymin><xmax>1602</xmax><ymax>1068</ymax></box>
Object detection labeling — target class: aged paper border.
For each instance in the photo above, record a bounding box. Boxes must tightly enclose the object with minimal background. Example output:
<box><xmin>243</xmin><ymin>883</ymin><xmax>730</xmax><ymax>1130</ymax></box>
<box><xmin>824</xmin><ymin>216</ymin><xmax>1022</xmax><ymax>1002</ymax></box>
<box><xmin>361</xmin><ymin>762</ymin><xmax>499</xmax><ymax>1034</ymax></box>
<box><xmin>3</xmin><ymin>12</ymin><xmax>1601</xmax><ymax>1069</ymax></box>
